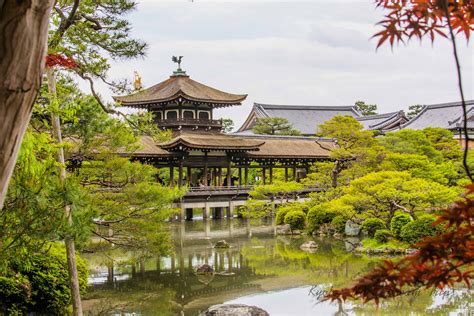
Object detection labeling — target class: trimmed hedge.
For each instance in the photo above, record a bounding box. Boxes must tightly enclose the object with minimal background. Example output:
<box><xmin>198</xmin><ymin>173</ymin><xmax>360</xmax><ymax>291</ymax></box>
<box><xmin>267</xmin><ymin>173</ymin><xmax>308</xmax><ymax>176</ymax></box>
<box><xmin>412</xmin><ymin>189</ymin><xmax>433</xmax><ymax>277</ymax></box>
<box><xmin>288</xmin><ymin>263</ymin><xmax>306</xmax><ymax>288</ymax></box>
<box><xmin>374</xmin><ymin>229</ymin><xmax>392</xmax><ymax>243</ymax></box>
<box><xmin>400</xmin><ymin>215</ymin><xmax>441</xmax><ymax>245</ymax></box>
<box><xmin>361</xmin><ymin>218</ymin><xmax>385</xmax><ymax>237</ymax></box>
<box><xmin>283</xmin><ymin>210</ymin><xmax>306</xmax><ymax>230</ymax></box>
<box><xmin>390</xmin><ymin>213</ymin><xmax>412</xmax><ymax>238</ymax></box>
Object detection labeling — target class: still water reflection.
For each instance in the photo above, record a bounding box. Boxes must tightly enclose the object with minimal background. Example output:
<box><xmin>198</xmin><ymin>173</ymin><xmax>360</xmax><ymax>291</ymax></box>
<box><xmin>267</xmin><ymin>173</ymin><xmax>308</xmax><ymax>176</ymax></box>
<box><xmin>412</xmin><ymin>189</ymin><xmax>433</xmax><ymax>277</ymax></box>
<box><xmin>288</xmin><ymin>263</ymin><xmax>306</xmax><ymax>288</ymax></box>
<box><xmin>83</xmin><ymin>218</ymin><xmax>473</xmax><ymax>316</ymax></box>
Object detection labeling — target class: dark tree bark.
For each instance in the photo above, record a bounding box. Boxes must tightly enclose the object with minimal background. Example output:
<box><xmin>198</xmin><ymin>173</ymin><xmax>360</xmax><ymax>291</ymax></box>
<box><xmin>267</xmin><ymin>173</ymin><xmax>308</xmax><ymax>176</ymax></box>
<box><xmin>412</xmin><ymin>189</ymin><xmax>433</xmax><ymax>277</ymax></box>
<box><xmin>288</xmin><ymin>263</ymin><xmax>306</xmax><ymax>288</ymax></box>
<box><xmin>0</xmin><ymin>0</ymin><xmax>54</xmax><ymax>209</ymax></box>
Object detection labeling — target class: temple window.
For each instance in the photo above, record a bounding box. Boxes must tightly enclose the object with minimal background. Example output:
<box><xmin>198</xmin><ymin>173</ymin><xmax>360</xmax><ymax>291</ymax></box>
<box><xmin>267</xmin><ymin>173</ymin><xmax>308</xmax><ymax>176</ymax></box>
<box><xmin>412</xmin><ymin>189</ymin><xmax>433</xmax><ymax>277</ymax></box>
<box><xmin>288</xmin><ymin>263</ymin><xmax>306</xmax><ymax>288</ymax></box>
<box><xmin>183</xmin><ymin>110</ymin><xmax>195</xmax><ymax>119</ymax></box>
<box><xmin>198</xmin><ymin>111</ymin><xmax>210</xmax><ymax>120</ymax></box>
<box><xmin>153</xmin><ymin>111</ymin><xmax>163</xmax><ymax>121</ymax></box>
<box><xmin>166</xmin><ymin>110</ymin><xmax>178</xmax><ymax>120</ymax></box>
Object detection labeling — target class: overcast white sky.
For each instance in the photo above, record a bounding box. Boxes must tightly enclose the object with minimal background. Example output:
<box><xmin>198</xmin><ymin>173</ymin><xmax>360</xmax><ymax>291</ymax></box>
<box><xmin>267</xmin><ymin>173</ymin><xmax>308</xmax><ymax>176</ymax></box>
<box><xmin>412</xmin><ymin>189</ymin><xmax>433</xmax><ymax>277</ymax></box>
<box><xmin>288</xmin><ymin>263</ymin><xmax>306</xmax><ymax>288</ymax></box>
<box><xmin>98</xmin><ymin>0</ymin><xmax>473</xmax><ymax>129</ymax></box>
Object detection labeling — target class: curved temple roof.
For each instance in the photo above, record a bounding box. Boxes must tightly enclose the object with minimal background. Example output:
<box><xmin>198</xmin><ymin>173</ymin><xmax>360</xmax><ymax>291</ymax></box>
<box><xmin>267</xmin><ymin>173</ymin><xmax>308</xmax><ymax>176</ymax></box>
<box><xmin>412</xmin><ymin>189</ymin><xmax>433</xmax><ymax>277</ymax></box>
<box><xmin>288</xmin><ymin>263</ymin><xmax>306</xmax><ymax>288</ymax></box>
<box><xmin>401</xmin><ymin>100</ymin><xmax>474</xmax><ymax>131</ymax></box>
<box><xmin>160</xmin><ymin>132</ymin><xmax>265</xmax><ymax>151</ymax></box>
<box><xmin>114</xmin><ymin>75</ymin><xmax>247</xmax><ymax>108</ymax></box>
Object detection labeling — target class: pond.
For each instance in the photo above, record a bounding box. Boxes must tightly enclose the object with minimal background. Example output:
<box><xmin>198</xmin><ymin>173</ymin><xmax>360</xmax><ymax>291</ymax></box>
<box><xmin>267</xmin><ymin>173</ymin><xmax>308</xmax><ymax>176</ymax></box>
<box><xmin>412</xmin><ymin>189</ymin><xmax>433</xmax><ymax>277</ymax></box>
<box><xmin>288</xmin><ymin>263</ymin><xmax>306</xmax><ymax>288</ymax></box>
<box><xmin>83</xmin><ymin>218</ymin><xmax>473</xmax><ymax>315</ymax></box>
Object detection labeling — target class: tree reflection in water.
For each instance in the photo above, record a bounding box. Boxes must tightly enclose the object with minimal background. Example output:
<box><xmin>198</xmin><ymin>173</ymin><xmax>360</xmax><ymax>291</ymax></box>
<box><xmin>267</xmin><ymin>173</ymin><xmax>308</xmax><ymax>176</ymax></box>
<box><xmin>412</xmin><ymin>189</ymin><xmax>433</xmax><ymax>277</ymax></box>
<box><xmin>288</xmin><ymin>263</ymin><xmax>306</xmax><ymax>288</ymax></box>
<box><xmin>83</xmin><ymin>218</ymin><xmax>473</xmax><ymax>316</ymax></box>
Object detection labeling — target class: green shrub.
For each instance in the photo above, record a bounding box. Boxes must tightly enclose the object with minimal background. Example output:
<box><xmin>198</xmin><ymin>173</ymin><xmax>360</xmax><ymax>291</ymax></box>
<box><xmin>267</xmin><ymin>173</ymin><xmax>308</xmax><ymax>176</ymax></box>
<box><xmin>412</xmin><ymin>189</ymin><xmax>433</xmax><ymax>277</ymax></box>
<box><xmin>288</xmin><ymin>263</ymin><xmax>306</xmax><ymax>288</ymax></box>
<box><xmin>0</xmin><ymin>244</ymin><xmax>88</xmax><ymax>314</ymax></box>
<box><xmin>283</xmin><ymin>210</ymin><xmax>306</xmax><ymax>230</ymax></box>
<box><xmin>374</xmin><ymin>229</ymin><xmax>392</xmax><ymax>243</ymax></box>
<box><xmin>275</xmin><ymin>207</ymin><xmax>291</xmax><ymax>225</ymax></box>
<box><xmin>400</xmin><ymin>215</ymin><xmax>441</xmax><ymax>245</ymax></box>
<box><xmin>331</xmin><ymin>215</ymin><xmax>348</xmax><ymax>234</ymax></box>
<box><xmin>307</xmin><ymin>209</ymin><xmax>338</xmax><ymax>232</ymax></box>
<box><xmin>361</xmin><ymin>218</ymin><xmax>386</xmax><ymax>237</ymax></box>
<box><xmin>390</xmin><ymin>213</ymin><xmax>412</xmax><ymax>238</ymax></box>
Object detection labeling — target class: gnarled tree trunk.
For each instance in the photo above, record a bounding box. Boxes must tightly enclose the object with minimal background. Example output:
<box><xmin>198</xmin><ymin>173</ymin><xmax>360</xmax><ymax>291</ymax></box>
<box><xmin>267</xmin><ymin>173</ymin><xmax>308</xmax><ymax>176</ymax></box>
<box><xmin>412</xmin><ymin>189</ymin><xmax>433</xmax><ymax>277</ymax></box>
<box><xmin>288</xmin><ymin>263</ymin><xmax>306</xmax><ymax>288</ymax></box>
<box><xmin>0</xmin><ymin>0</ymin><xmax>54</xmax><ymax>209</ymax></box>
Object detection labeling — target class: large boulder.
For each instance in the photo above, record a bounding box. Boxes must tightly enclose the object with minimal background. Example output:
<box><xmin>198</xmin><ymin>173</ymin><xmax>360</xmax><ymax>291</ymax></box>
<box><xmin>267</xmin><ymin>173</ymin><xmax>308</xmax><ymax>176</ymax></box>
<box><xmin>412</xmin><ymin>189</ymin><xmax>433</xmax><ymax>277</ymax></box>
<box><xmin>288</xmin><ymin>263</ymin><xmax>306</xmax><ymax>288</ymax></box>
<box><xmin>345</xmin><ymin>220</ymin><xmax>361</xmax><ymax>237</ymax></box>
<box><xmin>214</xmin><ymin>240</ymin><xmax>230</xmax><ymax>249</ymax></box>
<box><xmin>200</xmin><ymin>304</ymin><xmax>269</xmax><ymax>316</ymax></box>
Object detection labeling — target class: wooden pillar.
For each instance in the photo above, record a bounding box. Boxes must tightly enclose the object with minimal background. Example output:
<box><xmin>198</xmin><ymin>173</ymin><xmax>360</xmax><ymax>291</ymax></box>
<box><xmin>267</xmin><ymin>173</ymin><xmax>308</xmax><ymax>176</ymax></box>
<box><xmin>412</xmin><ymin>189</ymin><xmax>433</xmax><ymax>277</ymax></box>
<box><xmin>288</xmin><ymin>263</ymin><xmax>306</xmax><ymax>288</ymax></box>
<box><xmin>269</xmin><ymin>166</ymin><xmax>273</xmax><ymax>184</ymax></box>
<box><xmin>245</xmin><ymin>165</ymin><xmax>249</xmax><ymax>186</ymax></box>
<box><xmin>203</xmin><ymin>152</ymin><xmax>208</xmax><ymax>186</ymax></box>
<box><xmin>218</xmin><ymin>167</ymin><xmax>222</xmax><ymax>186</ymax></box>
<box><xmin>284</xmin><ymin>167</ymin><xmax>288</xmax><ymax>182</ymax></box>
<box><xmin>187</xmin><ymin>166</ymin><xmax>192</xmax><ymax>186</ymax></box>
<box><xmin>292</xmin><ymin>165</ymin><xmax>297</xmax><ymax>182</ymax></box>
<box><xmin>262</xmin><ymin>167</ymin><xmax>266</xmax><ymax>185</ymax></box>
<box><xmin>178</xmin><ymin>160</ymin><xmax>183</xmax><ymax>188</ymax></box>
<box><xmin>226</xmin><ymin>157</ymin><xmax>232</xmax><ymax>187</ymax></box>
<box><xmin>170</xmin><ymin>166</ymin><xmax>174</xmax><ymax>187</ymax></box>
<box><xmin>238</xmin><ymin>167</ymin><xmax>242</xmax><ymax>186</ymax></box>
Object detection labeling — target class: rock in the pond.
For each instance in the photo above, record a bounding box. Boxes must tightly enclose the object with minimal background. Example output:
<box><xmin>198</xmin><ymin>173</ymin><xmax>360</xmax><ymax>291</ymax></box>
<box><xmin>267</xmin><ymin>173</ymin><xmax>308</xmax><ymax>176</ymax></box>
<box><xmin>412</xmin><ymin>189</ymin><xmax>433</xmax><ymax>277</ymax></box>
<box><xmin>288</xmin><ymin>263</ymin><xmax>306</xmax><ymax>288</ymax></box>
<box><xmin>214</xmin><ymin>240</ymin><xmax>230</xmax><ymax>249</ymax></box>
<box><xmin>276</xmin><ymin>224</ymin><xmax>292</xmax><ymax>235</ymax></box>
<box><xmin>200</xmin><ymin>304</ymin><xmax>269</xmax><ymax>316</ymax></box>
<box><xmin>345</xmin><ymin>220</ymin><xmax>361</xmax><ymax>237</ymax></box>
<box><xmin>196</xmin><ymin>264</ymin><xmax>214</xmax><ymax>274</ymax></box>
<box><xmin>300</xmin><ymin>241</ymin><xmax>318</xmax><ymax>250</ymax></box>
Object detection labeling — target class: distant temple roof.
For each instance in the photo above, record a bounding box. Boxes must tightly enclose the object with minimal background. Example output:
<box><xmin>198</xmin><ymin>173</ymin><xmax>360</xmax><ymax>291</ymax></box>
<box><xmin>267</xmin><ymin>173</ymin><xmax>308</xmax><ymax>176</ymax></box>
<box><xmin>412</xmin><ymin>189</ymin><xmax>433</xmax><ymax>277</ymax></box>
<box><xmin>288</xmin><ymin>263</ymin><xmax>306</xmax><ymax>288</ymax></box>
<box><xmin>357</xmin><ymin>111</ymin><xmax>408</xmax><ymax>131</ymax></box>
<box><xmin>114</xmin><ymin>72</ymin><xmax>247</xmax><ymax>108</ymax></box>
<box><xmin>401</xmin><ymin>100</ymin><xmax>474</xmax><ymax>131</ymax></box>
<box><xmin>237</xmin><ymin>103</ymin><xmax>408</xmax><ymax>135</ymax></box>
<box><xmin>238</xmin><ymin>103</ymin><xmax>361</xmax><ymax>135</ymax></box>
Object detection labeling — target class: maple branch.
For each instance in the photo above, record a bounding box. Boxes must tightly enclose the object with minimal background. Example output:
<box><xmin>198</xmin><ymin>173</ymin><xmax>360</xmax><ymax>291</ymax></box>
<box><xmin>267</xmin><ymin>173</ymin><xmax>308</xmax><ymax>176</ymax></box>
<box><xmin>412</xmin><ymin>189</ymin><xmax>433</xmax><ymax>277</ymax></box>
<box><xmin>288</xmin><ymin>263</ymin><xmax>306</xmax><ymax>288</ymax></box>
<box><xmin>444</xmin><ymin>2</ymin><xmax>472</xmax><ymax>182</ymax></box>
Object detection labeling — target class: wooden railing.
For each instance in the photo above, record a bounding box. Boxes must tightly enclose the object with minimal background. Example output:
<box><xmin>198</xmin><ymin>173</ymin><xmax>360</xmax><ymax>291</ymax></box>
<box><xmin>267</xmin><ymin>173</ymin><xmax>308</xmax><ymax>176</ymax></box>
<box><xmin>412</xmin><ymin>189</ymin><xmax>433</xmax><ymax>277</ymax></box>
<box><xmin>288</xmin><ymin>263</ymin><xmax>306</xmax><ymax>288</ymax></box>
<box><xmin>156</xmin><ymin>118</ymin><xmax>222</xmax><ymax>127</ymax></box>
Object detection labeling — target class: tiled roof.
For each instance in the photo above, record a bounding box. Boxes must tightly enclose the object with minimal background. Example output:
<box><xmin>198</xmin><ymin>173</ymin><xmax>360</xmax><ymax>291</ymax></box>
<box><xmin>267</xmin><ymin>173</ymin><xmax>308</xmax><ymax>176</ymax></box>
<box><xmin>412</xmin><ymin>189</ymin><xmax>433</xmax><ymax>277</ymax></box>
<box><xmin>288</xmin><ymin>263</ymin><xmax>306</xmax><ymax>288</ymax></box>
<box><xmin>114</xmin><ymin>75</ymin><xmax>247</xmax><ymax>107</ymax></box>
<box><xmin>238</xmin><ymin>103</ymin><xmax>360</xmax><ymax>135</ymax></box>
<box><xmin>357</xmin><ymin>111</ymin><xmax>408</xmax><ymax>131</ymax></box>
<box><xmin>240</xmin><ymin>134</ymin><xmax>335</xmax><ymax>158</ymax></box>
<box><xmin>160</xmin><ymin>132</ymin><xmax>265</xmax><ymax>151</ymax></box>
<box><xmin>401</xmin><ymin>100</ymin><xmax>474</xmax><ymax>130</ymax></box>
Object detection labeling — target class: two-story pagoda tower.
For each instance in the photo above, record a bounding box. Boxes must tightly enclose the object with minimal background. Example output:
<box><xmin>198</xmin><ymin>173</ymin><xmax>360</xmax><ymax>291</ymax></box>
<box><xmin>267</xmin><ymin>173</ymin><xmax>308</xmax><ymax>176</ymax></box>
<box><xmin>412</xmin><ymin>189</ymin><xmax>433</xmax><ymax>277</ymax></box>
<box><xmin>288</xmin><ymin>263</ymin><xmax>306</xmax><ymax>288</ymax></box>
<box><xmin>114</xmin><ymin>63</ymin><xmax>247</xmax><ymax>133</ymax></box>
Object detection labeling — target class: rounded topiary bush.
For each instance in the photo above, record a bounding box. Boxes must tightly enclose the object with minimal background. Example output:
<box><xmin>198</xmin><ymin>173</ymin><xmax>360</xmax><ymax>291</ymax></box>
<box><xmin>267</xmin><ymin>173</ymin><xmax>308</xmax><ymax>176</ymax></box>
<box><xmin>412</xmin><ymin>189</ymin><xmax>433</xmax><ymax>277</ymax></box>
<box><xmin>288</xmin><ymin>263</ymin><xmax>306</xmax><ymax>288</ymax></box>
<box><xmin>361</xmin><ymin>218</ymin><xmax>385</xmax><ymax>237</ymax></box>
<box><xmin>275</xmin><ymin>207</ymin><xmax>291</xmax><ymax>225</ymax></box>
<box><xmin>331</xmin><ymin>215</ymin><xmax>348</xmax><ymax>234</ymax></box>
<box><xmin>390</xmin><ymin>213</ymin><xmax>412</xmax><ymax>239</ymax></box>
<box><xmin>374</xmin><ymin>229</ymin><xmax>392</xmax><ymax>243</ymax></box>
<box><xmin>283</xmin><ymin>210</ymin><xmax>306</xmax><ymax>230</ymax></box>
<box><xmin>307</xmin><ymin>209</ymin><xmax>337</xmax><ymax>233</ymax></box>
<box><xmin>400</xmin><ymin>215</ymin><xmax>441</xmax><ymax>245</ymax></box>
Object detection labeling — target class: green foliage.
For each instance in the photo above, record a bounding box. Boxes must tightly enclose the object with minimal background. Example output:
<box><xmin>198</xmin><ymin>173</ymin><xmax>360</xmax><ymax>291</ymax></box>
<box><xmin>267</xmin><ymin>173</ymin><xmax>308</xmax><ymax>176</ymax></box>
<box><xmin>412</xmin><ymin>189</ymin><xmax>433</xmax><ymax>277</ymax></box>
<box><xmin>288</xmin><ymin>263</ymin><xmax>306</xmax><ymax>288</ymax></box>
<box><xmin>221</xmin><ymin>118</ymin><xmax>234</xmax><ymax>133</ymax></box>
<box><xmin>275</xmin><ymin>203</ymin><xmax>308</xmax><ymax>225</ymax></box>
<box><xmin>307</xmin><ymin>209</ymin><xmax>337</xmax><ymax>233</ymax></box>
<box><xmin>283</xmin><ymin>211</ymin><xmax>306</xmax><ymax>230</ymax></box>
<box><xmin>361</xmin><ymin>218</ymin><xmax>386</xmax><ymax>237</ymax></box>
<box><xmin>342</xmin><ymin>171</ymin><xmax>459</xmax><ymax>223</ymax></box>
<box><xmin>331</xmin><ymin>215</ymin><xmax>348</xmax><ymax>234</ymax></box>
<box><xmin>374</xmin><ymin>229</ymin><xmax>392</xmax><ymax>243</ymax></box>
<box><xmin>390</xmin><ymin>213</ymin><xmax>413</xmax><ymax>238</ymax></box>
<box><xmin>0</xmin><ymin>244</ymin><xmax>88</xmax><ymax>314</ymax></box>
<box><xmin>317</xmin><ymin>115</ymin><xmax>375</xmax><ymax>157</ymax></box>
<box><xmin>241</xmin><ymin>200</ymin><xmax>273</xmax><ymax>219</ymax></box>
<box><xmin>400</xmin><ymin>215</ymin><xmax>441</xmax><ymax>245</ymax></box>
<box><xmin>355</xmin><ymin>101</ymin><xmax>378</xmax><ymax>116</ymax></box>
<box><xmin>407</xmin><ymin>104</ymin><xmax>423</xmax><ymax>119</ymax></box>
<box><xmin>252</xmin><ymin>117</ymin><xmax>301</xmax><ymax>135</ymax></box>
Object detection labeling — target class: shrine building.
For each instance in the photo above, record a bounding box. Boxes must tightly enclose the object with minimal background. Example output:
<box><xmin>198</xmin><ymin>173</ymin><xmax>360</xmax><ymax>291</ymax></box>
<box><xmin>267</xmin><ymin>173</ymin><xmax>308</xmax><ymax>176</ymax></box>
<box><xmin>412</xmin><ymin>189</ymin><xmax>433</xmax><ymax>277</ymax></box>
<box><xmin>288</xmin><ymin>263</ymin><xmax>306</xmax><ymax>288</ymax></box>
<box><xmin>113</xmin><ymin>63</ymin><xmax>335</xmax><ymax>220</ymax></box>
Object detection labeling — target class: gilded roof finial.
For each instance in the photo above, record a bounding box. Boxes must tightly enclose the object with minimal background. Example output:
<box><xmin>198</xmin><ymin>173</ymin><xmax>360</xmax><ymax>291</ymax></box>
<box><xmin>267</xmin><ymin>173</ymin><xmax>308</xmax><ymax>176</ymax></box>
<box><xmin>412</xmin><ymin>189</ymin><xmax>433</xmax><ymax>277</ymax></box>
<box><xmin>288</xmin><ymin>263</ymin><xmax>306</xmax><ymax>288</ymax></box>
<box><xmin>133</xmin><ymin>71</ymin><xmax>142</xmax><ymax>91</ymax></box>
